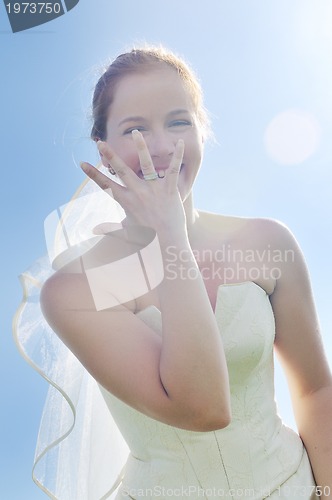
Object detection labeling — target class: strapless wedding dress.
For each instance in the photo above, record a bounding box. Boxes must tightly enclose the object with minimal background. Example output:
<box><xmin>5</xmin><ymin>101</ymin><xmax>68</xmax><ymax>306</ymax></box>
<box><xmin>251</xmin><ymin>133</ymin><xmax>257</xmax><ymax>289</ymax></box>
<box><xmin>98</xmin><ymin>281</ymin><xmax>318</xmax><ymax>499</ymax></box>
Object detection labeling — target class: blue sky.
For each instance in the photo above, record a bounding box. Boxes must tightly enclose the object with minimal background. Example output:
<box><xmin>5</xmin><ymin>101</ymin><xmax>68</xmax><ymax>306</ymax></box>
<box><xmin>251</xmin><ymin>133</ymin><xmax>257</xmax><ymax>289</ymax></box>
<box><xmin>1</xmin><ymin>0</ymin><xmax>332</xmax><ymax>498</ymax></box>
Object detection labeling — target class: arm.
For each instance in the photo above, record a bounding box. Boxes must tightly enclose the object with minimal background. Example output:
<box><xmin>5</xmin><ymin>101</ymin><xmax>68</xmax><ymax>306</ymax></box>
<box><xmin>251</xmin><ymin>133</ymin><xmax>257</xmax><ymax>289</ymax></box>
<box><xmin>157</xmin><ymin>226</ymin><xmax>230</xmax><ymax>428</ymax></box>
<box><xmin>269</xmin><ymin>221</ymin><xmax>332</xmax><ymax>494</ymax></box>
<box><xmin>41</xmin><ymin>233</ymin><xmax>230</xmax><ymax>432</ymax></box>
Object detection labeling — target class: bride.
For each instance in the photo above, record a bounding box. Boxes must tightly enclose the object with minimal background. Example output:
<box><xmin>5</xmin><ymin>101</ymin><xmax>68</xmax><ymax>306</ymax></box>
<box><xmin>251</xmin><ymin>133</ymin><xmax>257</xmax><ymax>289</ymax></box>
<box><xmin>16</xmin><ymin>45</ymin><xmax>332</xmax><ymax>499</ymax></box>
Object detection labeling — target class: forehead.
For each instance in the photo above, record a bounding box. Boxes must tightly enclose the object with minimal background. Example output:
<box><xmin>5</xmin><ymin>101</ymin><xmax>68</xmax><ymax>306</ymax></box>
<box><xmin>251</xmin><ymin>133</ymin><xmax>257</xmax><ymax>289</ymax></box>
<box><xmin>109</xmin><ymin>67</ymin><xmax>195</xmax><ymax>119</ymax></box>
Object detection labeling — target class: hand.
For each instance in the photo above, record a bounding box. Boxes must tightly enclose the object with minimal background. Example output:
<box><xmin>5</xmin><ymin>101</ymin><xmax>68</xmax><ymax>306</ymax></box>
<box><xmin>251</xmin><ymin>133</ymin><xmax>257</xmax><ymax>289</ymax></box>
<box><xmin>81</xmin><ymin>131</ymin><xmax>186</xmax><ymax>235</ymax></box>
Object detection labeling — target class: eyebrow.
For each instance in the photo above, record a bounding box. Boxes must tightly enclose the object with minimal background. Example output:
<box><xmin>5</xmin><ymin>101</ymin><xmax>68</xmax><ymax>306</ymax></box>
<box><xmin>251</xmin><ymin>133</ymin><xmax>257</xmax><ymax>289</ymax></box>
<box><xmin>118</xmin><ymin>116</ymin><xmax>145</xmax><ymax>127</ymax></box>
<box><xmin>118</xmin><ymin>109</ymin><xmax>191</xmax><ymax>128</ymax></box>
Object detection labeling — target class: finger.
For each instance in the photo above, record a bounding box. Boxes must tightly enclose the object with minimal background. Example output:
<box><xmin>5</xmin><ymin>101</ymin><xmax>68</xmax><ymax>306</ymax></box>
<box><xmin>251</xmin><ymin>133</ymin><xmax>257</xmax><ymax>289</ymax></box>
<box><xmin>165</xmin><ymin>139</ymin><xmax>184</xmax><ymax>189</ymax></box>
<box><xmin>131</xmin><ymin>130</ymin><xmax>156</xmax><ymax>177</ymax></box>
<box><xmin>97</xmin><ymin>141</ymin><xmax>139</xmax><ymax>189</ymax></box>
<box><xmin>80</xmin><ymin>162</ymin><xmax>124</xmax><ymax>199</ymax></box>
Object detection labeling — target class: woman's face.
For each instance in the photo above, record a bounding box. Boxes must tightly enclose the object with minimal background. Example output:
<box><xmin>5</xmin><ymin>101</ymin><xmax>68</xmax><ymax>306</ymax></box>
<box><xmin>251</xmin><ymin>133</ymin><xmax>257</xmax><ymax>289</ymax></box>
<box><xmin>104</xmin><ymin>66</ymin><xmax>204</xmax><ymax>201</ymax></box>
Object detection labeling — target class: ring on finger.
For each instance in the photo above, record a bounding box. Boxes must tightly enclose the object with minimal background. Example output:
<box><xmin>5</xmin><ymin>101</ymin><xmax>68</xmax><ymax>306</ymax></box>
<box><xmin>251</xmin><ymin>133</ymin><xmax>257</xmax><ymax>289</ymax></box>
<box><xmin>143</xmin><ymin>172</ymin><xmax>158</xmax><ymax>181</ymax></box>
<box><xmin>107</xmin><ymin>164</ymin><xmax>116</xmax><ymax>175</ymax></box>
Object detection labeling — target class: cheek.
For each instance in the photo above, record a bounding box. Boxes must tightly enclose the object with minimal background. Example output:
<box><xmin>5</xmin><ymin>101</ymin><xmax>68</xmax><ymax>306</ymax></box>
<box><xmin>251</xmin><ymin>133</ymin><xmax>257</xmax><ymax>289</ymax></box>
<box><xmin>184</xmin><ymin>137</ymin><xmax>203</xmax><ymax>167</ymax></box>
<box><xmin>106</xmin><ymin>138</ymin><xmax>139</xmax><ymax>171</ymax></box>
<box><xmin>183</xmin><ymin>126</ymin><xmax>203</xmax><ymax>155</ymax></box>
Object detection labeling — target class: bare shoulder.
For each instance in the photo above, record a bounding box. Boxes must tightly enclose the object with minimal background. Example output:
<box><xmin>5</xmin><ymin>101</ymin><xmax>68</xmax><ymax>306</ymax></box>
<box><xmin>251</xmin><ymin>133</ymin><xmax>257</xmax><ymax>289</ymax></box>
<box><xmin>41</xmin><ymin>227</ymin><xmax>150</xmax><ymax>320</ymax></box>
<box><xmin>41</xmin><ymin>267</ymin><xmax>89</xmax><ymax>311</ymax></box>
<box><xmin>41</xmin><ymin>263</ymin><xmax>136</xmax><ymax>325</ymax></box>
<box><xmin>197</xmin><ymin>209</ymin><xmax>297</xmax><ymax>247</ymax></box>
<box><xmin>40</xmin><ymin>266</ymin><xmax>94</xmax><ymax>341</ymax></box>
<box><xmin>195</xmin><ymin>211</ymin><xmax>302</xmax><ymax>295</ymax></box>
<box><xmin>234</xmin><ymin>216</ymin><xmax>304</xmax><ymax>279</ymax></box>
<box><xmin>246</xmin><ymin>216</ymin><xmax>298</xmax><ymax>244</ymax></box>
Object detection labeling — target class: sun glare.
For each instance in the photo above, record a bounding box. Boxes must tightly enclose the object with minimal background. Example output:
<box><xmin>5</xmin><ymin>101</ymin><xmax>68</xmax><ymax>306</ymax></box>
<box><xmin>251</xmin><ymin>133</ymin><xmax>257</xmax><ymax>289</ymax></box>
<box><xmin>264</xmin><ymin>109</ymin><xmax>321</xmax><ymax>166</ymax></box>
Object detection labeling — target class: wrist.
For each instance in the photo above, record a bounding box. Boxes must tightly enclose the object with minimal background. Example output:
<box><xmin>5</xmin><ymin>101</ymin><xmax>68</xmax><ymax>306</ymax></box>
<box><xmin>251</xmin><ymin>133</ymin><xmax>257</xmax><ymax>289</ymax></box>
<box><xmin>156</xmin><ymin>225</ymin><xmax>189</xmax><ymax>248</ymax></box>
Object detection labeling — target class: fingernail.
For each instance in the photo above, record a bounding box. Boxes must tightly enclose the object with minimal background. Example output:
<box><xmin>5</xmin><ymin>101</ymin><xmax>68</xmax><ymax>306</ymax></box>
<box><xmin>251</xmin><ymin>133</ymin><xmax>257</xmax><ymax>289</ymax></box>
<box><xmin>97</xmin><ymin>140</ymin><xmax>106</xmax><ymax>151</ymax></box>
<box><xmin>80</xmin><ymin>161</ymin><xmax>88</xmax><ymax>171</ymax></box>
<box><xmin>132</xmin><ymin>129</ymin><xmax>141</xmax><ymax>137</ymax></box>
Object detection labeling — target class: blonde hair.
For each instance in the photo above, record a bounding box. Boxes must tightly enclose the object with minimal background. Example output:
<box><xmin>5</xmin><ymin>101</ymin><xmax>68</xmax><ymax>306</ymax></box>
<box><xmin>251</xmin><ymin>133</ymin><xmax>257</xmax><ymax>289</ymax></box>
<box><xmin>91</xmin><ymin>45</ymin><xmax>211</xmax><ymax>141</ymax></box>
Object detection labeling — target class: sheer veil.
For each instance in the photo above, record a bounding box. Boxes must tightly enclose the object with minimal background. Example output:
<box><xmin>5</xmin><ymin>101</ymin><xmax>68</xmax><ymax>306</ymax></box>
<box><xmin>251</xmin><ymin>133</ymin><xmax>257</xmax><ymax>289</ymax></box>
<box><xmin>13</xmin><ymin>168</ymin><xmax>130</xmax><ymax>499</ymax></box>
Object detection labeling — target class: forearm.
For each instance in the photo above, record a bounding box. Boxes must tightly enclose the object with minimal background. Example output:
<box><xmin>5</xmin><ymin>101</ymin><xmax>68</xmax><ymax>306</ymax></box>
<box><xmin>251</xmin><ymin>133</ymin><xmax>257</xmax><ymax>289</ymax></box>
<box><xmin>157</xmin><ymin>228</ymin><xmax>230</xmax><ymax>427</ymax></box>
<box><xmin>295</xmin><ymin>385</ymin><xmax>332</xmax><ymax>497</ymax></box>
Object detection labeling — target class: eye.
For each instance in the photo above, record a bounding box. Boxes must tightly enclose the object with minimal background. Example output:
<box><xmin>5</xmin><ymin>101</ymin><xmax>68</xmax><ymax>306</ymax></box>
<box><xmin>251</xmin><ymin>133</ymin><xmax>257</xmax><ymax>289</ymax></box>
<box><xmin>123</xmin><ymin>126</ymin><xmax>146</xmax><ymax>135</ymax></box>
<box><xmin>169</xmin><ymin>120</ymin><xmax>193</xmax><ymax>128</ymax></box>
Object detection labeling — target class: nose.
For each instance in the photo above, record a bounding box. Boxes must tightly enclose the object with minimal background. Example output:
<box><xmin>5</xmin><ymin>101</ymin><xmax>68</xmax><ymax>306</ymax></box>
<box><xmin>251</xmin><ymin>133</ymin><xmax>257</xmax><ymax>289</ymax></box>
<box><xmin>145</xmin><ymin>131</ymin><xmax>176</xmax><ymax>162</ymax></box>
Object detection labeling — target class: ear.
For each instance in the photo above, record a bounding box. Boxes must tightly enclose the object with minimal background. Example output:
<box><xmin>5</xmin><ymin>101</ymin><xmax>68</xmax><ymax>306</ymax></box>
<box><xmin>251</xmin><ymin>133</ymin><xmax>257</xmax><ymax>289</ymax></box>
<box><xmin>94</xmin><ymin>137</ymin><xmax>107</xmax><ymax>164</ymax></box>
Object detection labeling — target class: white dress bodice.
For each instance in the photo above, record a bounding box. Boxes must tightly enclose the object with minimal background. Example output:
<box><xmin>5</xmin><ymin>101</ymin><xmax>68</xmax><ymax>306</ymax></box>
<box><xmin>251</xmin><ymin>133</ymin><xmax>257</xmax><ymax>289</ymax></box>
<box><xmin>99</xmin><ymin>282</ymin><xmax>317</xmax><ymax>499</ymax></box>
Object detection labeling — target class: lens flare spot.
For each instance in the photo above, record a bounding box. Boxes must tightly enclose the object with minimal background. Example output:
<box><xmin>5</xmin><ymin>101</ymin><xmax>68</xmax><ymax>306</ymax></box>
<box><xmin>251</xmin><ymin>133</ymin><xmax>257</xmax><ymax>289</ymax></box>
<box><xmin>264</xmin><ymin>109</ymin><xmax>321</xmax><ymax>165</ymax></box>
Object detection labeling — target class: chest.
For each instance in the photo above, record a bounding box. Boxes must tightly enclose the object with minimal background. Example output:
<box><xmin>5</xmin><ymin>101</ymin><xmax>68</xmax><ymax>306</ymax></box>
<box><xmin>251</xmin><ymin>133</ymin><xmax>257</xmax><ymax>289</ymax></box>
<box><xmin>193</xmin><ymin>240</ymin><xmax>277</xmax><ymax>305</ymax></box>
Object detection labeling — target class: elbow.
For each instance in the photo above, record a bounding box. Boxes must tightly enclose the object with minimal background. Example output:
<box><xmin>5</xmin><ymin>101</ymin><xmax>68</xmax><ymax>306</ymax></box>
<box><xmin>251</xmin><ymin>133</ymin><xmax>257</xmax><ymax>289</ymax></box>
<box><xmin>199</xmin><ymin>412</ymin><xmax>231</xmax><ymax>432</ymax></box>
<box><xmin>182</xmin><ymin>386</ymin><xmax>232</xmax><ymax>431</ymax></box>
<box><xmin>189</xmin><ymin>406</ymin><xmax>232</xmax><ymax>432</ymax></box>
